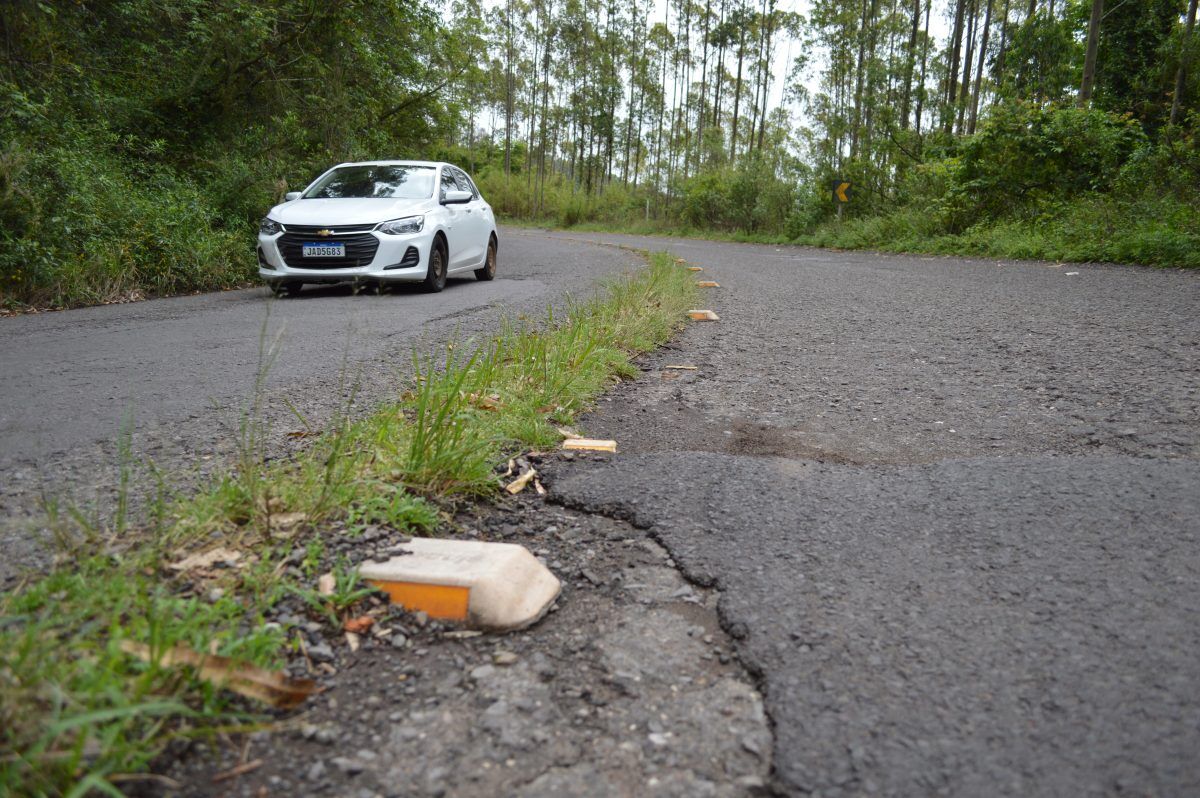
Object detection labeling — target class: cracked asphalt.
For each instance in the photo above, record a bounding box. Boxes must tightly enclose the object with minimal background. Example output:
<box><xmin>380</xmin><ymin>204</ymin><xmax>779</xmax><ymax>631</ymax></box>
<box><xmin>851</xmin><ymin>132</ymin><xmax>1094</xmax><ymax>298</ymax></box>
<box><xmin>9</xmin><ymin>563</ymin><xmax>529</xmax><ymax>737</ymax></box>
<box><xmin>542</xmin><ymin>232</ymin><xmax>1200</xmax><ymax>796</ymax></box>
<box><xmin>3</xmin><ymin>229</ymin><xmax>1198</xmax><ymax>796</ymax></box>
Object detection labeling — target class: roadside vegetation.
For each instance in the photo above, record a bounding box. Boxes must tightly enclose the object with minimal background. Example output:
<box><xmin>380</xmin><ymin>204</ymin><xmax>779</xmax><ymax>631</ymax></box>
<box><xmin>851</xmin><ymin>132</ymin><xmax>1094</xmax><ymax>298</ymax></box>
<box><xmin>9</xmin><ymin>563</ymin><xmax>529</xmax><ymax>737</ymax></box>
<box><xmin>0</xmin><ymin>254</ymin><xmax>697</xmax><ymax>795</ymax></box>
<box><xmin>3</xmin><ymin>2</ymin><xmax>1197</xmax><ymax>312</ymax></box>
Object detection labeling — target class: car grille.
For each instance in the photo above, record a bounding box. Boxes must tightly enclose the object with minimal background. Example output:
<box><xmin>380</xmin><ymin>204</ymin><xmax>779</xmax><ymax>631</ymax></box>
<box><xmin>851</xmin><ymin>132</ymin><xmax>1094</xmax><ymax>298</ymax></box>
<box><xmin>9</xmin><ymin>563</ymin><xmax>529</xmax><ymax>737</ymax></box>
<box><xmin>278</xmin><ymin>230</ymin><xmax>379</xmax><ymax>269</ymax></box>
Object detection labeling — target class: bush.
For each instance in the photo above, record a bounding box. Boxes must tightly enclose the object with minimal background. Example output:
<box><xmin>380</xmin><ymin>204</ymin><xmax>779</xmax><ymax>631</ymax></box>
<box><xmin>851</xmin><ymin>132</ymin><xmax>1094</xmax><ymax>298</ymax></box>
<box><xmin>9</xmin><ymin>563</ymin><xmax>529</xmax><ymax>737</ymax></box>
<box><xmin>946</xmin><ymin>102</ymin><xmax>1149</xmax><ymax>228</ymax></box>
<box><xmin>0</xmin><ymin>125</ymin><xmax>253</xmax><ymax>308</ymax></box>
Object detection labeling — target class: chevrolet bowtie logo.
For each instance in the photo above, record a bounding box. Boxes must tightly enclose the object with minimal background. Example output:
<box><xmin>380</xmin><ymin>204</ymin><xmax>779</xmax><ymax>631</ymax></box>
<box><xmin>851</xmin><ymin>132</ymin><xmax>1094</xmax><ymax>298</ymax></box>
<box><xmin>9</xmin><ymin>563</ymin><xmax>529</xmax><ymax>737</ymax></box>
<box><xmin>316</xmin><ymin>229</ymin><xmax>334</xmax><ymax>237</ymax></box>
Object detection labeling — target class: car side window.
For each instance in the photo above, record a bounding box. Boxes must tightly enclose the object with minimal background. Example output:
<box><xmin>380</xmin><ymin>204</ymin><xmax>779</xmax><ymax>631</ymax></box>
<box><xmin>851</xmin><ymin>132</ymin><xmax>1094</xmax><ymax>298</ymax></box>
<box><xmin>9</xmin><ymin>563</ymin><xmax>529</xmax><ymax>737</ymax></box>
<box><xmin>439</xmin><ymin>169</ymin><xmax>458</xmax><ymax>201</ymax></box>
<box><xmin>450</xmin><ymin>167</ymin><xmax>479</xmax><ymax>199</ymax></box>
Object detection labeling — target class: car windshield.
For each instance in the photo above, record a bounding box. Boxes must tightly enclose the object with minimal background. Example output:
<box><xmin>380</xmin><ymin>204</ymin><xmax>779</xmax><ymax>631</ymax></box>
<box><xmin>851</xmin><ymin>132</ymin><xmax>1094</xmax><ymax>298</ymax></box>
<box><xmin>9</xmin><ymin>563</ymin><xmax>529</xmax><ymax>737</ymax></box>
<box><xmin>303</xmin><ymin>165</ymin><xmax>435</xmax><ymax>199</ymax></box>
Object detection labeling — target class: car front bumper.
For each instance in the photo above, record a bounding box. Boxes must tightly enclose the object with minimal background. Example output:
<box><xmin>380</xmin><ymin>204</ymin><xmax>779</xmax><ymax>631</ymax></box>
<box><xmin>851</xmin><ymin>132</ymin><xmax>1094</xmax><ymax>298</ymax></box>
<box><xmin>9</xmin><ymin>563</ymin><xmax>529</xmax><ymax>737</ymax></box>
<box><xmin>257</xmin><ymin>229</ymin><xmax>431</xmax><ymax>284</ymax></box>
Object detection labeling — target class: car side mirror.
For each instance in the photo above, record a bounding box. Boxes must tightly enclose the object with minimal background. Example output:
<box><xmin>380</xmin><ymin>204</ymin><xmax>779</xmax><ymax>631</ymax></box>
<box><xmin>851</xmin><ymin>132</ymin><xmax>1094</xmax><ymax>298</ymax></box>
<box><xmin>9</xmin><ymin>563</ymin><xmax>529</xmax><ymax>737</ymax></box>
<box><xmin>284</xmin><ymin>191</ymin><xmax>302</xmax><ymax>201</ymax></box>
<box><xmin>443</xmin><ymin>189</ymin><xmax>472</xmax><ymax>205</ymax></box>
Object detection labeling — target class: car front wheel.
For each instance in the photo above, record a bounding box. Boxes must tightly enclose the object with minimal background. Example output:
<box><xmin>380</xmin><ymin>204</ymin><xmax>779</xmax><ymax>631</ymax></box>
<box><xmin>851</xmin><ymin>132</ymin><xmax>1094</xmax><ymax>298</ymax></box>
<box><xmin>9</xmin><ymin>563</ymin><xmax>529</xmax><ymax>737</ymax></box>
<box><xmin>423</xmin><ymin>240</ymin><xmax>448</xmax><ymax>293</ymax></box>
<box><xmin>475</xmin><ymin>237</ymin><xmax>497</xmax><ymax>281</ymax></box>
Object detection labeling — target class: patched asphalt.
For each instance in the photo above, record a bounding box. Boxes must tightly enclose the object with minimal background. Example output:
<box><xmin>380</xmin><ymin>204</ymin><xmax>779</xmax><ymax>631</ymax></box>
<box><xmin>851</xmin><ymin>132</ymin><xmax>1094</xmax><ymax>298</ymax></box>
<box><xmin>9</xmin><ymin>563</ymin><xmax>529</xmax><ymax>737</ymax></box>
<box><xmin>542</xmin><ymin>232</ymin><xmax>1200</xmax><ymax>796</ymax></box>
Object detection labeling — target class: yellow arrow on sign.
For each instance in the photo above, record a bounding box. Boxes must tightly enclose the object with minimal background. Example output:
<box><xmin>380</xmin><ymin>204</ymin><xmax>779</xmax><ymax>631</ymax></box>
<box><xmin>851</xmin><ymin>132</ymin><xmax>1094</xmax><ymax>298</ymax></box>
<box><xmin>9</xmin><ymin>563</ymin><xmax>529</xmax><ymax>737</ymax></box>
<box><xmin>835</xmin><ymin>182</ymin><xmax>851</xmax><ymax>203</ymax></box>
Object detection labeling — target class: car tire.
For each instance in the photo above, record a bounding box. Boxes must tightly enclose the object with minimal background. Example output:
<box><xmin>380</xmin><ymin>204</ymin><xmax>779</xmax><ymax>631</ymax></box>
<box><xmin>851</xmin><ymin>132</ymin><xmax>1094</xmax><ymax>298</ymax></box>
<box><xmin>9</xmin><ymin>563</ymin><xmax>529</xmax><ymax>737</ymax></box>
<box><xmin>271</xmin><ymin>282</ymin><xmax>302</xmax><ymax>298</ymax></box>
<box><xmin>475</xmin><ymin>237</ymin><xmax>497</xmax><ymax>281</ymax></box>
<box><xmin>423</xmin><ymin>239</ymin><xmax>448</xmax><ymax>293</ymax></box>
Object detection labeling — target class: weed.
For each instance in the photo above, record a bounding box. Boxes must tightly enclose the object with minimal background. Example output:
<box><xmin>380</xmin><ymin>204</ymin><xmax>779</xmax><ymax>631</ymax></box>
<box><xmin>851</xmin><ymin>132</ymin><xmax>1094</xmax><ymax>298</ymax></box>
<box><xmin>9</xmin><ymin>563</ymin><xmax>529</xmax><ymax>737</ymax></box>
<box><xmin>287</xmin><ymin>558</ymin><xmax>374</xmax><ymax>626</ymax></box>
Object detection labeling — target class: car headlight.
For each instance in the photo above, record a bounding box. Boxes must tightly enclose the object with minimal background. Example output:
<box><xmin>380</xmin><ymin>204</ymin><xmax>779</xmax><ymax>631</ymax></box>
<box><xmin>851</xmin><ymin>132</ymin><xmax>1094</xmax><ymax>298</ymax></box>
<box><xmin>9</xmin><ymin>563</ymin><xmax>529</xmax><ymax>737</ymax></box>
<box><xmin>259</xmin><ymin>217</ymin><xmax>283</xmax><ymax>236</ymax></box>
<box><xmin>375</xmin><ymin>216</ymin><xmax>424</xmax><ymax>235</ymax></box>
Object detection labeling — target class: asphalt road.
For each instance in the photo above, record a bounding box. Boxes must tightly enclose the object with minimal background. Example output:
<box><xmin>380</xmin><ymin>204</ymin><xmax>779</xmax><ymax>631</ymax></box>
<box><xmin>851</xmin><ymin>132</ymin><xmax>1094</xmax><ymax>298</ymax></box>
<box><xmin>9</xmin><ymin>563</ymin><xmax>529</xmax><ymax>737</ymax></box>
<box><xmin>0</xmin><ymin>229</ymin><xmax>640</xmax><ymax>583</ymax></box>
<box><xmin>543</xmin><ymin>233</ymin><xmax>1200</xmax><ymax>796</ymax></box>
<box><xmin>3</xmin><ymin>230</ymin><xmax>1198</xmax><ymax>796</ymax></box>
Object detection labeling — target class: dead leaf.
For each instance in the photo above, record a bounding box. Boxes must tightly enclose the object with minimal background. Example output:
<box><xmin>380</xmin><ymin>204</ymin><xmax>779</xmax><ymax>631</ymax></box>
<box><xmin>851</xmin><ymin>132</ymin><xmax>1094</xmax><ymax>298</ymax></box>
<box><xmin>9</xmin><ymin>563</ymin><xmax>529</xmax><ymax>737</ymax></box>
<box><xmin>168</xmin><ymin>548</ymin><xmax>242</xmax><ymax>572</ymax></box>
<box><xmin>343</xmin><ymin>615</ymin><xmax>375</xmax><ymax>634</ymax></box>
<box><xmin>501</xmin><ymin>458</ymin><xmax>516</xmax><ymax>478</ymax></box>
<box><xmin>555</xmin><ymin>426</ymin><xmax>582</xmax><ymax>439</ymax></box>
<box><xmin>687</xmin><ymin>266</ymin><xmax>703</xmax><ymax>272</ymax></box>
<box><xmin>687</xmin><ymin>309</ymin><xmax>719</xmax><ymax>321</ymax></box>
<box><xmin>674</xmin><ymin>257</ymin><xmax>686</xmax><ymax>264</ymax></box>
<box><xmin>505</xmin><ymin>468</ymin><xmax>538</xmax><ymax>494</ymax></box>
<box><xmin>317</xmin><ymin>573</ymin><xmax>336</xmax><ymax>596</ymax></box>
<box><xmin>442</xmin><ymin>630</ymin><xmax>483</xmax><ymax>639</ymax></box>
<box><xmin>345</xmin><ymin>632</ymin><xmax>360</xmax><ymax>652</ymax></box>
<box><xmin>212</xmin><ymin>760</ymin><xmax>263</xmax><ymax>783</ymax></box>
<box><xmin>269</xmin><ymin>512</ymin><xmax>307</xmax><ymax>531</ymax></box>
<box><xmin>534</xmin><ymin>478</ymin><xmax>547</xmax><ymax>496</ymax></box>
<box><xmin>696</xmin><ymin>280</ymin><xmax>720</xmax><ymax>288</ymax></box>
<box><xmin>120</xmin><ymin>641</ymin><xmax>318</xmax><ymax>709</ymax></box>
<box><xmin>663</xmin><ymin>364</ymin><xmax>698</xmax><ymax>370</ymax></box>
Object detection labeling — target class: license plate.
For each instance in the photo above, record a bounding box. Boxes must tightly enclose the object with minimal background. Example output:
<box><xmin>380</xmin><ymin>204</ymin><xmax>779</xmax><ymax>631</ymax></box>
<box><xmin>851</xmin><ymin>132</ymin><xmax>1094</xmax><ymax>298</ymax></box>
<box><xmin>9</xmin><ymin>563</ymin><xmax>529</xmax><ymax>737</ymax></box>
<box><xmin>302</xmin><ymin>242</ymin><xmax>345</xmax><ymax>257</ymax></box>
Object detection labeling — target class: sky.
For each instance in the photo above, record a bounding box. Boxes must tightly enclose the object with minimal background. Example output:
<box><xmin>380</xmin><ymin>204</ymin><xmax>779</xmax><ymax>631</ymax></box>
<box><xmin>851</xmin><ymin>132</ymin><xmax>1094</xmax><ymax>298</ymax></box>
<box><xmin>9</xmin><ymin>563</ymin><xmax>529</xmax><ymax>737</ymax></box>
<box><xmin>466</xmin><ymin>0</ymin><xmax>954</xmax><ymax>132</ymax></box>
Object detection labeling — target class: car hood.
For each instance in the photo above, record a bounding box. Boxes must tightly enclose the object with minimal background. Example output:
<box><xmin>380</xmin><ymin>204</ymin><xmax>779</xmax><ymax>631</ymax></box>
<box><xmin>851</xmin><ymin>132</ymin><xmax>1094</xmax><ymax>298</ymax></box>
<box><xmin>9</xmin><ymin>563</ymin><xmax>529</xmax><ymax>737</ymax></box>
<box><xmin>268</xmin><ymin>197</ymin><xmax>437</xmax><ymax>226</ymax></box>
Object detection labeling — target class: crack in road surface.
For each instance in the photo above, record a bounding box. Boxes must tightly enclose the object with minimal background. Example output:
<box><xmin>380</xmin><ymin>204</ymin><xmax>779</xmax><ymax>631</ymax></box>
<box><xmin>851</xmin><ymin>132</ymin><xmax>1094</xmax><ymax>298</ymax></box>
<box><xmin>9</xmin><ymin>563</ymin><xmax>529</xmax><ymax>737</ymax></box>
<box><xmin>543</xmin><ymin>232</ymin><xmax>1200</xmax><ymax>796</ymax></box>
<box><xmin>3</xmin><ymin>229</ymin><xmax>1198</xmax><ymax>796</ymax></box>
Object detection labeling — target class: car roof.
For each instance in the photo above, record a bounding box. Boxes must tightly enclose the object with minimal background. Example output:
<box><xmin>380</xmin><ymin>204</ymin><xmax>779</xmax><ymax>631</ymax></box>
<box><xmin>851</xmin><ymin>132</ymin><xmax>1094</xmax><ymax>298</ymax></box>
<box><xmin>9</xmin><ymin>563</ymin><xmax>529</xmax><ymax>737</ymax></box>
<box><xmin>332</xmin><ymin>160</ymin><xmax>451</xmax><ymax>169</ymax></box>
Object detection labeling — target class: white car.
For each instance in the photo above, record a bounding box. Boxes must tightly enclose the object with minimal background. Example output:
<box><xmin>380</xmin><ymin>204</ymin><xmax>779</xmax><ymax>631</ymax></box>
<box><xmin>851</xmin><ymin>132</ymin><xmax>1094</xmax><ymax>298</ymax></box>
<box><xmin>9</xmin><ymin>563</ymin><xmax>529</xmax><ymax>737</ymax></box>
<box><xmin>257</xmin><ymin>160</ymin><xmax>497</xmax><ymax>295</ymax></box>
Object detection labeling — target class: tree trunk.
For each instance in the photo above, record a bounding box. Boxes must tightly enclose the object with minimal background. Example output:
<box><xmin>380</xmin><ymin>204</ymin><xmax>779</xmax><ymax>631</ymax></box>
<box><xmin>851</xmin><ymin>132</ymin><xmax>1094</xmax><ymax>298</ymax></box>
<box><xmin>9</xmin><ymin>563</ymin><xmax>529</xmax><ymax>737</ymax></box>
<box><xmin>1171</xmin><ymin>0</ymin><xmax>1199</xmax><ymax>125</ymax></box>
<box><xmin>957</xmin><ymin>0</ymin><xmax>977</xmax><ymax>133</ymax></box>
<box><xmin>945</xmin><ymin>0</ymin><xmax>966</xmax><ymax>133</ymax></box>
<box><xmin>900</xmin><ymin>0</ymin><xmax>922</xmax><ymax>129</ymax></box>
<box><xmin>995</xmin><ymin>0</ymin><xmax>1011</xmax><ymax>81</ymax></box>
<box><xmin>968</xmin><ymin>0</ymin><xmax>993</xmax><ymax>133</ymax></box>
<box><xmin>915</xmin><ymin>0</ymin><xmax>931</xmax><ymax>136</ymax></box>
<box><xmin>731</xmin><ymin>4</ymin><xmax>746</xmax><ymax>160</ymax></box>
<box><xmin>1078</xmin><ymin>0</ymin><xmax>1102</xmax><ymax>104</ymax></box>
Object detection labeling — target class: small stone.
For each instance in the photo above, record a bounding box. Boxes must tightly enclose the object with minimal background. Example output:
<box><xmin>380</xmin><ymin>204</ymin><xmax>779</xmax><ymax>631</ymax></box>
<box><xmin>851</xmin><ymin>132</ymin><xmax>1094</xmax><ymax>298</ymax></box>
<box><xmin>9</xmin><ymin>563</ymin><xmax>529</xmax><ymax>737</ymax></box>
<box><xmin>306</xmin><ymin>760</ymin><xmax>327</xmax><ymax>781</ymax></box>
<box><xmin>647</xmin><ymin>733</ymin><xmax>669</xmax><ymax>747</ymax></box>
<box><xmin>307</xmin><ymin>643</ymin><xmax>335</xmax><ymax>663</ymax></box>
<box><xmin>413</xmin><ymin>611</ymin><xmax>429</xmax><ymax>628</ymax></box>
<box><xmin>493</xmin><ymin>651</ymin><xmax>519</xmax><ymax>666</ymax></box>
<box><xmin>471</xmin><ymin>664</ymin><xmax>497</xmax><ymax>681</ymax></box>
<box><xmin>207</xmin><ymin>587</ymin><xmax>225</xmax><ymax>602</ymax></box>
<box><xmin>331</xmin><ymin>756</ymin><xmax>365</xmax><ymax>775</ymax></box>
<box><xmin>390</xmin><ymin>634</ymin><xmax>409</xmax><ymax>649</ymax></box>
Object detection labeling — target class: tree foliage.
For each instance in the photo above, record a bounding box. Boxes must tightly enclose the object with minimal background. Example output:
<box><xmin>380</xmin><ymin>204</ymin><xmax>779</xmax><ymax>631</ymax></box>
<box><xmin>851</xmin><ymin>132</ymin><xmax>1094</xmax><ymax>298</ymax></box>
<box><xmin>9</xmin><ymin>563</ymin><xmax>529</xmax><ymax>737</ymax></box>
<box><xmin>2</xmin><ymin>0</ymin><xmax>1199</xmax><ymax>308</ymax></box>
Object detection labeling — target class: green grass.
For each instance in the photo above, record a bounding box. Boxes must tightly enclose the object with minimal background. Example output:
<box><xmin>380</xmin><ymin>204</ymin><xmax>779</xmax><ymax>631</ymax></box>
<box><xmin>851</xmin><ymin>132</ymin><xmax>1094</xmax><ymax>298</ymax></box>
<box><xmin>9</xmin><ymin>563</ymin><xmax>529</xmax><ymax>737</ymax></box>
<box><xmin>798</xmin><ymin>195</ymin><xmax>1200</xmax><ymax>269</ymax></box>
<box><xmin>505</xmin><ymin>217</ymin><xmax>793</xmax><ymax>246</ymax></box>
<box><xmin>0</xmin><ymin>251</ymin><xmax>698</xmax><ymax>796</ymax></box>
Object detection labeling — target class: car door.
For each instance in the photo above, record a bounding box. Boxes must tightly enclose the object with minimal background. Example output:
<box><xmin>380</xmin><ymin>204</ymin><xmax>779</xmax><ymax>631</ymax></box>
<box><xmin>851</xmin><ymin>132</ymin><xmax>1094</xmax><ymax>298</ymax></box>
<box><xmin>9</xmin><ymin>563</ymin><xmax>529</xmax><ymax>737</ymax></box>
<box><xmin>449</xmin><ymin>167</ymin><xmax>489</xmax><ymax>268</ymax></box>
<box><xmin>439</xmin><ymin>168</ymin><xmax>469</xmax><ymax>269</ymax></box>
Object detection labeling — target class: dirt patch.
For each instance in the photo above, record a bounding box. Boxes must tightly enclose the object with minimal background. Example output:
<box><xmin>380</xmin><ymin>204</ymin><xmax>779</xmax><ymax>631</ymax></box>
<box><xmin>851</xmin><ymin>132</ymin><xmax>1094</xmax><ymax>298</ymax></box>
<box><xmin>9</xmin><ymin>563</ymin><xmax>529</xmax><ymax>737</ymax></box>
<box><xmin>148</xmin><ymin>479</ymin><xmax>771</xmax><ymax>797</ymax></box>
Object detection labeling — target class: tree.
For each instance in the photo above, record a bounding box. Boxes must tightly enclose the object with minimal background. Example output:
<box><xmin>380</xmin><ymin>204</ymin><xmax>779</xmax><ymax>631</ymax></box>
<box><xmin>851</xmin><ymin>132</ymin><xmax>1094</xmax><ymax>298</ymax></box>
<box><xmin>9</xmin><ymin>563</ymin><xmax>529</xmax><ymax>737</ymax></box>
<box><xmin>1172</xmin><ymin>0</ymin><xmax>1199</xmax><ymax>125</ymax></box>
<box><xmin>1079</xmin><ymin>0</ymin><xmax>1103</xmax><ymax>104</ymax></box>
